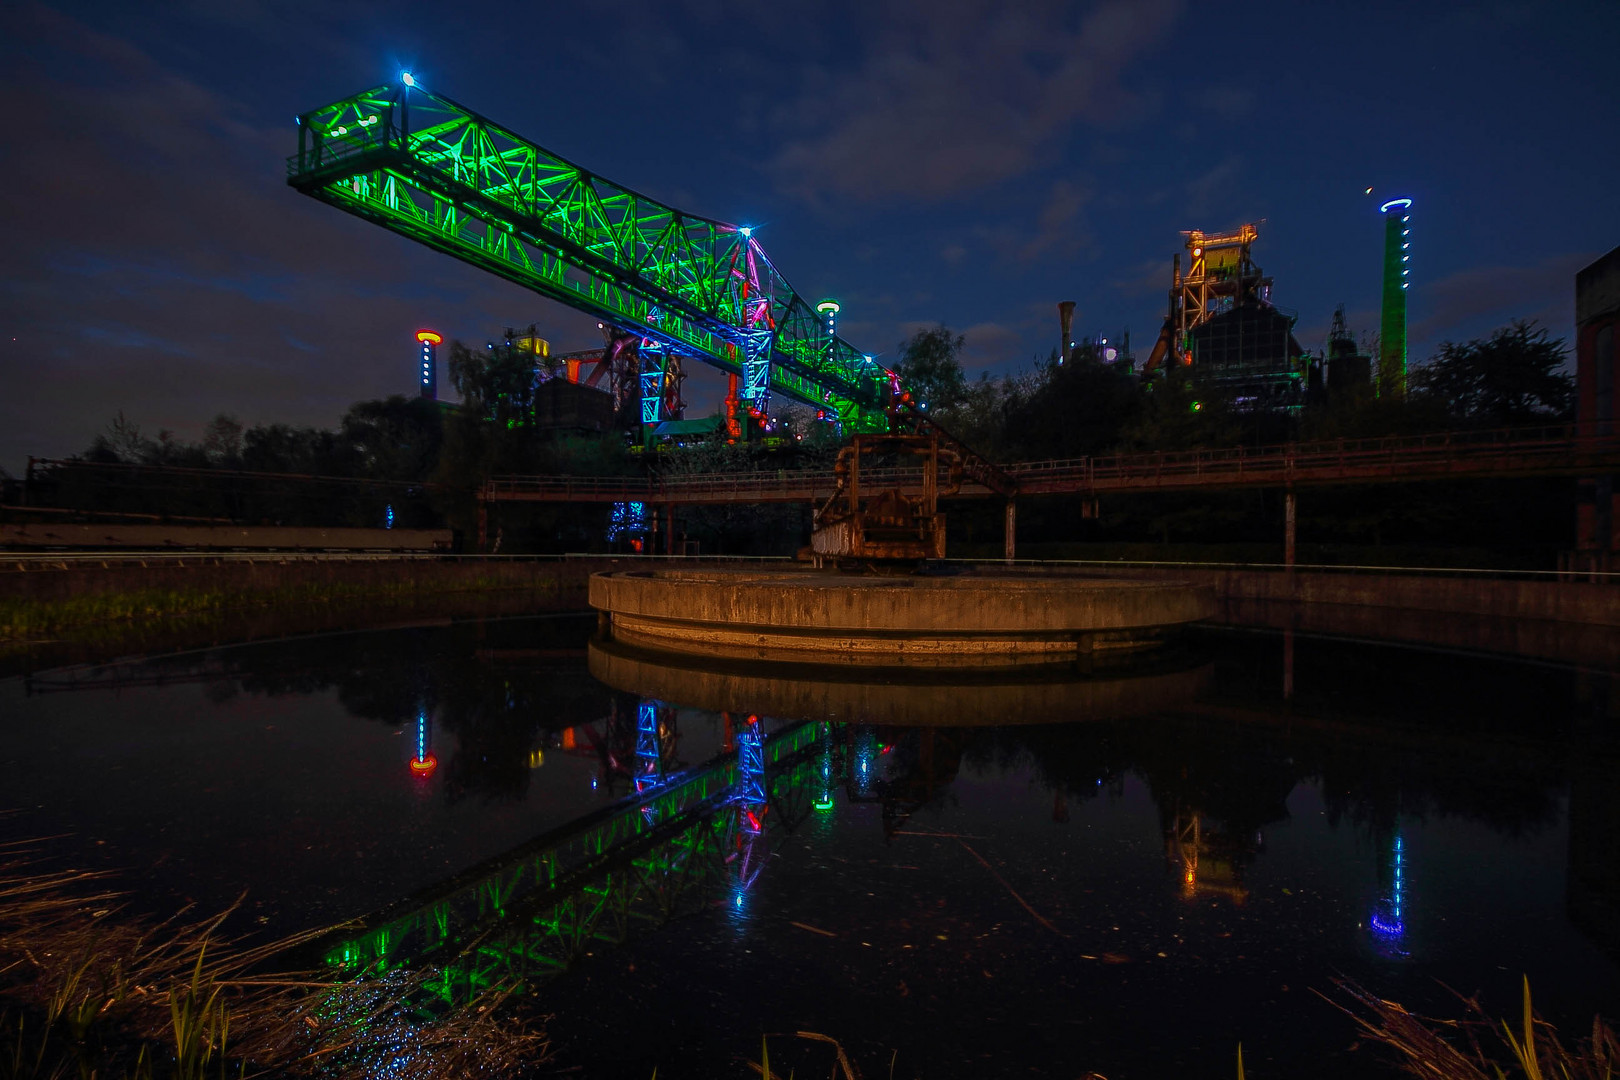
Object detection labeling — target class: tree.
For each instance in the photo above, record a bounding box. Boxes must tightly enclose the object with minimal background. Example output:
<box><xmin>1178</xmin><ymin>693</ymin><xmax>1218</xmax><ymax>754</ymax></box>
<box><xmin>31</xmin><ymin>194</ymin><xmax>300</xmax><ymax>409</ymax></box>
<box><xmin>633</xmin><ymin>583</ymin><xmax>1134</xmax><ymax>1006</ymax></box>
<box><xmin>894</xmin><ymin>325</ymin><xmax>970</xmax><ymax>414</ymax></box>
<box><xmin>1002</xmin><ymin>348</ymin><xmax>1143</xmax><ymax>460</ymax></box>
<box><xmin>1412</xmin><ymin>320</ymin><xmax>1573</xmax><ymax>425</ymax></box>
<box><xmin>201</xmin><ymin>414</ymin><xmax>244</xmax><ymax>467</ymax></box>
<box><xmin>340</xmin><ymin>396</ymin><xmax>443</xmax><ymax>481</ymax></box>
<box><xmin>447</xmin><ymin>339</ymin><xmax>541</xmax><ymax>427</ymax></box>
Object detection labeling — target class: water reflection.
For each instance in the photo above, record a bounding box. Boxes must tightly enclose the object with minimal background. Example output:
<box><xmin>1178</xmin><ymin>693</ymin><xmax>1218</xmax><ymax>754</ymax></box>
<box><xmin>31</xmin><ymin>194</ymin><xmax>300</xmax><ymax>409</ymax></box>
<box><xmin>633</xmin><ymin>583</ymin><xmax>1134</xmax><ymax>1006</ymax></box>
<box><xmin>1368</xmin><ymin>830</ymin><xmax>1408</xmax><ymax>957</ymax></box>
<box><xmin>9</xmin><ymin>618</ymin><xmax>1620</xmax><ymax>1076</ymax></box>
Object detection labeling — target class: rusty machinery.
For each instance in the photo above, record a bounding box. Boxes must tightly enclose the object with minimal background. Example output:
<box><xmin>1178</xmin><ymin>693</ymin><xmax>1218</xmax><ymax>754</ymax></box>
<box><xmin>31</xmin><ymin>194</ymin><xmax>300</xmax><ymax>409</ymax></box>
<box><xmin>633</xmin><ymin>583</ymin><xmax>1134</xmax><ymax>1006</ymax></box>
<box><xmin>810</xmin><ymin>433</ymin><xmax>961</xmax><ymax>566</ymax></box>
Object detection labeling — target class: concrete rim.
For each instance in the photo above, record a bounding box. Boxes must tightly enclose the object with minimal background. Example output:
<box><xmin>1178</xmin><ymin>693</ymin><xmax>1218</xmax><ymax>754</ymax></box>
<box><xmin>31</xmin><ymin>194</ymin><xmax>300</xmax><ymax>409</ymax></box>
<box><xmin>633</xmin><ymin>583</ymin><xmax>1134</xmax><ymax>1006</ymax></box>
<box><xmin>590</xmin><ymin>569</ymin><xmax>1216</xmax><ymax>665</ymax></box>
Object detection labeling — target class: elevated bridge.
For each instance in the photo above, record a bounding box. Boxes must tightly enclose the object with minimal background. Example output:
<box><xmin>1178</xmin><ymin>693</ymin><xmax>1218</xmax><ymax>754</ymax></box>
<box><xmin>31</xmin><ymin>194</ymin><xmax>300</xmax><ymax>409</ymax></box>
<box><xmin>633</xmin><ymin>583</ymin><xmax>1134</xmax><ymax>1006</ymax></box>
<box><xmin>485</xmin><ymin>424</ymin><xmax>1620</xmax><ymax>506</ymax></box>
<box><xmin>482</xmin><ymin>423</ymin><xmax>1620</xmax><ymax>559</ymax></box>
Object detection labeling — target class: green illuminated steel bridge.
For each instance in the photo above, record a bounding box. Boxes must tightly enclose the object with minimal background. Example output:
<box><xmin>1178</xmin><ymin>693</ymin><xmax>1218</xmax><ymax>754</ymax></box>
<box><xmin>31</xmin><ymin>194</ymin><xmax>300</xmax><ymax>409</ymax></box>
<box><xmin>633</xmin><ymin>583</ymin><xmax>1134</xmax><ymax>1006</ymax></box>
<box><xmin>287</xmin><ymin>78</ymin><xmax>895</xmax><ymax>429</ymax></box>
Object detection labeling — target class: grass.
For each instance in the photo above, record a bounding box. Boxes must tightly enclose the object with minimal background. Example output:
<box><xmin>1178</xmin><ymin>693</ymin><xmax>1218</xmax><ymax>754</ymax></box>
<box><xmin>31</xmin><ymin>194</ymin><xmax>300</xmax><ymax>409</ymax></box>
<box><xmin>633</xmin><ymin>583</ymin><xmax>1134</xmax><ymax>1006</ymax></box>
<box><xmin>1336</xmin><ymin>977</ymin><xmax>1618</xmax><ymax>1079</ymax></box>
<box><xmin>0</xmin><ymin>575</ymin><xmax>565</xmax><ymax>644</ymax></box>
<box><xmin>0</xmin><ymin>842</ymin><xmax>551</xmax><ymax>1079</ymax></box>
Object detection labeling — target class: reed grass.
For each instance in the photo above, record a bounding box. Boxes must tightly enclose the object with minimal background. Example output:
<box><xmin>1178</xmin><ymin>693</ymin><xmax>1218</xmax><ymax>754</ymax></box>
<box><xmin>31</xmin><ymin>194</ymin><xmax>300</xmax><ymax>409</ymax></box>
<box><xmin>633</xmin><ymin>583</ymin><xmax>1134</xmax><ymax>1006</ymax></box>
<box><xmin>1334</xmin><ymin>976</ymin><xmax>1618</xmax><ymax>1079</ymax></box>
<box><xmin>0</xmin><ymin>846</ymin><xmax>550</xmax><ymax>1079</ymax></box>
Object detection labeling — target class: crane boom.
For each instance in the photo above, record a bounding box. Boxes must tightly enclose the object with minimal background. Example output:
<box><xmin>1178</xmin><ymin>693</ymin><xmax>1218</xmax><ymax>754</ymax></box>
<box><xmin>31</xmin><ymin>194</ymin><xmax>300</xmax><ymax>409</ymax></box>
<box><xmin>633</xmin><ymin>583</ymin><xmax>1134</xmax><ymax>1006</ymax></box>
<box><xmin>287</xmin><ymin>81</ymin><xmax>892</xmax><ymax>428</ymax></box>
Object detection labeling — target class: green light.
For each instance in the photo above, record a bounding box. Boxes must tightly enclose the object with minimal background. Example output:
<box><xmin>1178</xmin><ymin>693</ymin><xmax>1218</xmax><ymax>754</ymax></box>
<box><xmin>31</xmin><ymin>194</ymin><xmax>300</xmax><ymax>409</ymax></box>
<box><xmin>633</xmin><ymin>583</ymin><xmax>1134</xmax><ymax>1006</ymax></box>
<box><xmin>1190</xmin><ymin>400</ymin><xmax>1202</xmax><ymax>412</ymax></box>
<box><xmin>1378</xmin><ymin>197</ymin><xmax>1411</xmax><ymax>398</ymax></box>
<box><xmin>813</xmin><ymin>796</ymin><xmax>834</xmax><ymax>810</ymax></box>
<box><xmin>288</xmin><ymin>83</ymin><xmax>892</xmax><ymax>429</ymax></box>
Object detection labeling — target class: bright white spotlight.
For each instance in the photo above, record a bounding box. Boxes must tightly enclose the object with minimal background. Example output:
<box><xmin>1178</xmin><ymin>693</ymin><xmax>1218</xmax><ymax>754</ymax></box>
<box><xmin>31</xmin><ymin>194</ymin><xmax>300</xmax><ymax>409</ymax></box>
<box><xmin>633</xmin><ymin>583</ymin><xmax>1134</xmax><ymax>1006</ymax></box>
<box><xmin>738</xmin><ymin>226</ymin><xmax>752</xmax><ymax>238</ymax></box>
<box><xmin>401</xmin><ymin>71</ymin><xmax>416</xmax><ymax>87</ymax></box>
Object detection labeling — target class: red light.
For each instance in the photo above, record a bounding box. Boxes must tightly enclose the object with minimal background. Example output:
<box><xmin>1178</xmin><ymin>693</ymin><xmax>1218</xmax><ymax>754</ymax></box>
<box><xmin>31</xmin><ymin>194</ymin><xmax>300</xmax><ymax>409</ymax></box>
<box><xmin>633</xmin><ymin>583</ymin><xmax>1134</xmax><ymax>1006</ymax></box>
<box><xmin>410</xmin><ymin>752</ymin><xmax>438</xmax><ymax>778</ymax></box>
<box><xmin>746</xmin><ymin>810</ymin><xmax>762</xmax><ymax>831</ymax></box>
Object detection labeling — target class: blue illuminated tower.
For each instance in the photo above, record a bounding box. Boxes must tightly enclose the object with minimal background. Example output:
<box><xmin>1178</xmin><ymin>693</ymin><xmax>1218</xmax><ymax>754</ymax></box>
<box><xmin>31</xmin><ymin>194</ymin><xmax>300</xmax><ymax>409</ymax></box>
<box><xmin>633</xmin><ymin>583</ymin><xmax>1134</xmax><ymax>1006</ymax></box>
<box><xmin>1377</xmin><ymin>199</ymin><xmax>1412</xmax><ymax>398</ymax></box>
<box><xmin>416</xmin><ymin>329</ymin><xmax>442</xmax><ymax>399</ymax></box>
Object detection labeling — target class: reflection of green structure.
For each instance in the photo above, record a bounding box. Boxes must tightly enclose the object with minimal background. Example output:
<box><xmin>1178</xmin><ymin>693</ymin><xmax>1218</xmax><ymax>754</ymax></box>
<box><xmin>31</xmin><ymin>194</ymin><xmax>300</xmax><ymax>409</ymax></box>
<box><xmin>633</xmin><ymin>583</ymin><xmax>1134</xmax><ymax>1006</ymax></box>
<box><xmin>1378</xmin><ymin>198</ymin><xmax>1413</xmax><ymax>398</ymax></box>
<box><xmin>320</xmin><ymin>721</ymin><xmax>819</xmax><ymax>1006</ymax></box>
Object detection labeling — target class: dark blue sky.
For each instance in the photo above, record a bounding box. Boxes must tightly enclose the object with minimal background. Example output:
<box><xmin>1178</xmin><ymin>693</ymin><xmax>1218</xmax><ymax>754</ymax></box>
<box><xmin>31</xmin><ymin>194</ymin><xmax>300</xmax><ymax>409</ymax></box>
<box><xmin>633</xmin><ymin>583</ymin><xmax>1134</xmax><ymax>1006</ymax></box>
<box><xmin>3</xmin><ymin>0</ymin><xmax>1616</xmax><ymax>471</ymax></box>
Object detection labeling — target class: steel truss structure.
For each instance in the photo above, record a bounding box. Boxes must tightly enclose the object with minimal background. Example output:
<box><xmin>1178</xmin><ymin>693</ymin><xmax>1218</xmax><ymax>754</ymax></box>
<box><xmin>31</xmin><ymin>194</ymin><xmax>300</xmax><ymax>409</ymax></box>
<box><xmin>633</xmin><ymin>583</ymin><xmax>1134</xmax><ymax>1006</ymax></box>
<box><xmin>288</xmin><ymin>81</ymin><xmax>892</xmax><ymax>428</ymax></box>
<box><xmin>315</xmin><ymin>718</ymin><xmax>819</xmax><ymax>1007</ymax></box>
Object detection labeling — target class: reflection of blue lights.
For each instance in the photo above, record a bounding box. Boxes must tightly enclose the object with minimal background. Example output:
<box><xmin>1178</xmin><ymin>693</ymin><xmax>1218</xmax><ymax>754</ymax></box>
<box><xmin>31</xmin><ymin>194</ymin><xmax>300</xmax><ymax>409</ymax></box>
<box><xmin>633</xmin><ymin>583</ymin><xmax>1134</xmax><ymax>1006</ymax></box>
<box><xmin>635</xmin><ymin>699</ymin><xmax>662</xmax><ymax>794</ymax></box>
<box><xmin>849</xmin><ymin>726</ymin><xmax>877</xmax><ymax>799</ymax></box>
<box><xmin>736</xmin><ymin>715</ymin><xmax>766</xmax><ymax>810</ymax></box>
<box><xmin>385</xmin><ymin>504</ymin><xmax>394</xmax><ymax>529</ymax></box>
<box><xmin>1369</xmin><ymin>834</ymin><xmax>1407</xmax><ymax>943</ymax></box>
<box><xmin>417</xmin><ymin>708</ymin><xmax>428</xmax><ymax>761</ymax></box>
<box><xmin>608</xmin><ymin>501</ymin><xmax>649</xmax><ymax>542</ymax></box>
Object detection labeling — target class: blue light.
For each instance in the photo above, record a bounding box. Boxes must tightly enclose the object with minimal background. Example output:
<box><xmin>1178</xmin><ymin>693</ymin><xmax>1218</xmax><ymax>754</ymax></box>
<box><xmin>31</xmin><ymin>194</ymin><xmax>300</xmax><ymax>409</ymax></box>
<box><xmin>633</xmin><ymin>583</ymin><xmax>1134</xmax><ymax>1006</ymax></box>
<box><xmin>401</xmin><ymin>71</ymin><xmax>416</xmax><ymax>88</ymax></box>
<box><xmin>738</xmin><ymin>226</ymin><xmax>752</xmax><ymax>238</ymax></box>
<box><xmin>1379</xmin><ymin>198</ymin><xmax>1412</xmax><ymax>213</ymax></box>
<box><xmin>385</xmin><ymin>504</ymin><xmax>394</xmax><ymax>529</ymax></box>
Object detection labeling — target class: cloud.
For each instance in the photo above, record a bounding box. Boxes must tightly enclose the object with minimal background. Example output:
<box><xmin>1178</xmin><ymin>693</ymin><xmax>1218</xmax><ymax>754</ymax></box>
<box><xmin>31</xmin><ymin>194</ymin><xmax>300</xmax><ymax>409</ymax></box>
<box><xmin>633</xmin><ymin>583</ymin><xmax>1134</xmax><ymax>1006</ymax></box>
<box><xmin>959</xmin><ymin>321</ymin><xmax>1026</xmax><ymax>369</ymax></box>
<box><xmin>1183</xmin><ymin>154</ymin><xmax>1243</xmax><ymax>217</ymax></box>
<box><xmin>769</xmin><ymin>0</ymin><xmax>1182</xmax><ymax>202</ymax></box>
<box><xmin>0</xmin><ymin>5</ymin><xmax>586</xmax><ymax>470</ymax></box>
<box><xmin>1109</xmin><ymin>257</ymin><xmax>1171</xmax><ymax>297</ymax></box>
<box><xmin>1408</xmin><ymin>251</ymin><xmax>1594</xmax><ymax>359</ymax></box>
<box><xmin>970</xmin><ymin>179</ymin><xmax>1094</xmax><ymax>264</ymax></box>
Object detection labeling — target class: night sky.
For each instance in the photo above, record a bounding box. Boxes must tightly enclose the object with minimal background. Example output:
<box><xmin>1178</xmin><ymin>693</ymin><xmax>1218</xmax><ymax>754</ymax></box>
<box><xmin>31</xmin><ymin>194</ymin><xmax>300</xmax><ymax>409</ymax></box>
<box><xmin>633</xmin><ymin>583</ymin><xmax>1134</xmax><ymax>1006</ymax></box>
<box><xmin>3</xmin><ymin>1</ymin><xmax>1617</xmax><ymax>473</ymax></box>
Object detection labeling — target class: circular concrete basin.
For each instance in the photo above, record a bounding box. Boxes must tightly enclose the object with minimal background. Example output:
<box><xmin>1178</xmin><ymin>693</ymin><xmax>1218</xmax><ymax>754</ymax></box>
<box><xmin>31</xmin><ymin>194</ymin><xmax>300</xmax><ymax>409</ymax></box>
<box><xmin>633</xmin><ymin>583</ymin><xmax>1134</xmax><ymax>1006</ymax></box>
<box><xmin>590</xmin><ymin>569</ymin><xmax>1215</xmax><ymax>666</ymax></box>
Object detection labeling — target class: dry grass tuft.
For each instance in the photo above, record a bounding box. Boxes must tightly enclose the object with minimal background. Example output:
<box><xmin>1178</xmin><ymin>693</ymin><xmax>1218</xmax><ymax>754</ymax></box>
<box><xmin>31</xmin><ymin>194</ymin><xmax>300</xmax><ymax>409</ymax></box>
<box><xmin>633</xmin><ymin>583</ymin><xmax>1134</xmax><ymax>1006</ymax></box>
<box><xmin>1332</xmin><ymin>976</ymin><xmax>1618</xmax><ymax>1080</ymax></box>
<box><xmin>0</xmin><ymin>844</ymin><xmax>550</xmax><ymax>1079</ymax></box>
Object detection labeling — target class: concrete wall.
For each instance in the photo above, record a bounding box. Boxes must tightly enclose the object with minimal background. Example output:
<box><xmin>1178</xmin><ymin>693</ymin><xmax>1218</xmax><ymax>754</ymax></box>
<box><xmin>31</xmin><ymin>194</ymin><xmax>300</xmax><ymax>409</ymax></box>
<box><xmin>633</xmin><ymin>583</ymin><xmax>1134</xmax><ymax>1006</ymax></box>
<box><xmin>1064</xmin><ymin>564</ymin><xmax>1620</xmax><ymax>666</ymax></box>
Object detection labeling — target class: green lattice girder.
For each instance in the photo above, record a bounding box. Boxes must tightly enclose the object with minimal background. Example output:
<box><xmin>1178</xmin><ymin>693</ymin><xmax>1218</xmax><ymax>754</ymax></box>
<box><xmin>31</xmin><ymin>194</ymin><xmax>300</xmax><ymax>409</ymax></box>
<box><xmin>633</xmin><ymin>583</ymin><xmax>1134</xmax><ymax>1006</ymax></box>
<box><xmin>288</xmin><ymin>82</ymin><xmax>892</xmax><ymax>427</ymax></box>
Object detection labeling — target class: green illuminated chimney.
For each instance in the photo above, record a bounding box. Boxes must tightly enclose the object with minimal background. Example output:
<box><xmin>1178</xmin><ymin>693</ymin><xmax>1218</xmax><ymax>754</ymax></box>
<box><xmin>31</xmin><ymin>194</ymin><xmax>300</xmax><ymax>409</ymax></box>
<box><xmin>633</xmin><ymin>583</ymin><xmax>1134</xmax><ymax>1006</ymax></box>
<box><xmin>1378</xmin><ymin>198</ymin><xmax>1412</xmax><ymax>398</ymax></box>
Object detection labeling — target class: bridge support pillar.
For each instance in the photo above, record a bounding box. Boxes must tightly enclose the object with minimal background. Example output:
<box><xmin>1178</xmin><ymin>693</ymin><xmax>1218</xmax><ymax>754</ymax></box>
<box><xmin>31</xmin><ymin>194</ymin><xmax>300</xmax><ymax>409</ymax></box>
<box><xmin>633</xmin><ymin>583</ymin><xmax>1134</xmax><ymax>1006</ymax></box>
<box><xmin>1284</xmin><ymin>488</ymin><xmax>1297</xmax><ymax>569</ymax></box>
<box><xmin>665</xmin><ymin>503</ymin><xmax>675</xmax><ymax>556</ymax></box>
<box><xmin>1004</xmin><ymin>499</ymin><xmax>1016</xmax><ymax>562</ymax></box>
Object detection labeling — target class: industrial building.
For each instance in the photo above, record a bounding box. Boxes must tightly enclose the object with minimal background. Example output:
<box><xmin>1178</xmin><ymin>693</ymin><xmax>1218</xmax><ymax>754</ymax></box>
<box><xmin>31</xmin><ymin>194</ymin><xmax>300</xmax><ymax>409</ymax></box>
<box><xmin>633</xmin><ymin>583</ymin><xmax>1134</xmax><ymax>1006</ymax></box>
<box><xmin>1142</xmin><ymin>223</ymin><xmax>1309</xmax><ymax>410</ymax></box>
<box><xmin>1573</xmin><ymin>243</ymin><xmax>1620</xmax><ymax>572</ymax></box>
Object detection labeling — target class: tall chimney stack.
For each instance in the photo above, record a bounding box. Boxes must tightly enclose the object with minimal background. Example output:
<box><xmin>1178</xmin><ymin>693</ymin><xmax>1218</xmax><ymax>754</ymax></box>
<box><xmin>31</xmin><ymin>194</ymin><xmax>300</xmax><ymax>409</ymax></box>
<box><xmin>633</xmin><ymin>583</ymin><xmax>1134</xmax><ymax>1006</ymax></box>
<box><xmin>1058</xmin><ymin>301</ymin><xmax>1076</xmax><ymax>364</ymax></box>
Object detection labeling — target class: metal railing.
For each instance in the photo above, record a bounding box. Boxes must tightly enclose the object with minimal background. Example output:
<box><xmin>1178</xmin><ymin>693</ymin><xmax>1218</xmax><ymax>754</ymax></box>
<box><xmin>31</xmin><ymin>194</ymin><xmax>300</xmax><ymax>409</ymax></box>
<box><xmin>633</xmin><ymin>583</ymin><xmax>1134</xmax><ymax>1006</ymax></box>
<box><xmin>484</xmin><ymin>423</ymin><xmax>1620</xmax><ymax>504</ymax></box>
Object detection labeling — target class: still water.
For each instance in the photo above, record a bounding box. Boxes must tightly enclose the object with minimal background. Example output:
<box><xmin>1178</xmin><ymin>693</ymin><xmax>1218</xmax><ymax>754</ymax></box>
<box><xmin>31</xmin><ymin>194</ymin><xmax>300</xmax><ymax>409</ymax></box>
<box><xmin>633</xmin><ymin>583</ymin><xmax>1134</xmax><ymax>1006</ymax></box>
<box><xmin>2</xmin><ymin>614</ymin><xmax>1616</xmax><ymax>1078</ymax></box>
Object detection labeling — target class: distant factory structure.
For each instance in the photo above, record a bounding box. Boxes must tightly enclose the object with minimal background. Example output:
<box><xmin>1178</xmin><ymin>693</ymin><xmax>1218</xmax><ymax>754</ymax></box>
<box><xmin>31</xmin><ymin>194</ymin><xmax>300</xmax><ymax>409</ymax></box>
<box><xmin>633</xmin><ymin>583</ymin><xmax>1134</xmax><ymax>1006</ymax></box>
<box><xmin>1138</xmin><ymin>223</ymin><xmax>1309</xmax><ymax>410</ymax></box>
